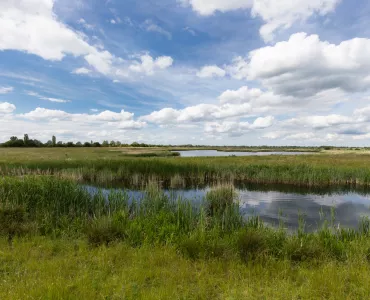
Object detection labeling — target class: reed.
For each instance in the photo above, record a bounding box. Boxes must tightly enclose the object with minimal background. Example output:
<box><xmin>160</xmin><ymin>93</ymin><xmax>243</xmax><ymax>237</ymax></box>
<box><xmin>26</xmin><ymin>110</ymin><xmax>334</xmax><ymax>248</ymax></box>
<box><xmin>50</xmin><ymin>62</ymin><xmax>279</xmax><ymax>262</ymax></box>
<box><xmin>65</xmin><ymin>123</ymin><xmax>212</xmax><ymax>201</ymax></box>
<box><xmin>2</xmin><ymin>152</ymin><xmax>370</xmax><ymax>187</ymax></box>
<box><xmin>0</xmin><ymin>176</ymin><xmax>370</xmax><ymax>265</ymax></box>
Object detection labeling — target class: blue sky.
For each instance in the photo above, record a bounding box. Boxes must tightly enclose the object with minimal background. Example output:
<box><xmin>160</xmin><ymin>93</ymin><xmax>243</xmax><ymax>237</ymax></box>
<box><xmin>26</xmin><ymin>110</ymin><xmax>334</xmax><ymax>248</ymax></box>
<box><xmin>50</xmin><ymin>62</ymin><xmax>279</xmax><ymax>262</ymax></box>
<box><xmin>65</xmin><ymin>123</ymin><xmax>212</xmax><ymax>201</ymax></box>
<box><xmin>1</xmin><ymin>0</ymin><xmax>370</xmax><ymax>145</ymax></box>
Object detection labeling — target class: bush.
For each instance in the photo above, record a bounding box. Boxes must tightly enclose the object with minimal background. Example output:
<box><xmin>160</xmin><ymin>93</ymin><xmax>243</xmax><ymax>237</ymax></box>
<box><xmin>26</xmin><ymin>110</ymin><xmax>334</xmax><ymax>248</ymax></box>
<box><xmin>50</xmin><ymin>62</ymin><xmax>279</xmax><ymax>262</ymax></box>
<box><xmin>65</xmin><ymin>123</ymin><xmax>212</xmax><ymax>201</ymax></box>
<box><xmin>237</xmin><ymin>230</ymin><xmax>267</xmax><ymax>262</ymax></box>
<box><xmin>0</xmin><ymin>205</ymin><xmax>33</xmax><ymax>244</ymax></box>
<box><xmin>86</xmin><ymin>217</ymin><xmax>126</xmax><ymax>247</ymax></box>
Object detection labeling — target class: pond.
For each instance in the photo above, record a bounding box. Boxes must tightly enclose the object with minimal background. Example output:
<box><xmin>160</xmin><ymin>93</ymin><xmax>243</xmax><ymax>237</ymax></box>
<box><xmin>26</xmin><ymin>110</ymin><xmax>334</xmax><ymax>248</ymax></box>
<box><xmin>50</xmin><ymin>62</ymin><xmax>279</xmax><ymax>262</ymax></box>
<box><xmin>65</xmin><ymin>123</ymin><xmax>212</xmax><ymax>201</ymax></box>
<box><xmin>174</xmin><ymin>150</ymin><xmax>311</xmax><ymax>157</ymax></box>
<box><xmin>85</xmin><ymin>183</ymin><xmax>370</xmax><ymax>231</ymax></box>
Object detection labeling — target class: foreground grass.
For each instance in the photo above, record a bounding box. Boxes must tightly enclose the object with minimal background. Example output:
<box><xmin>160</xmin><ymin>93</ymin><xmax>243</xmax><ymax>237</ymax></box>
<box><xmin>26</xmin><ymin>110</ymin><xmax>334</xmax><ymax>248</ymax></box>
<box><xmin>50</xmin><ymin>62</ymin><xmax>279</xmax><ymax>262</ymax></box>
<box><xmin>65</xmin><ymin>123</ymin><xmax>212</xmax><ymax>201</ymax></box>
<box><xmin>1</xmin><ymin>177</ymin><xmax>370</xmax><ymax>298</ymax></box>
<box><xmin>0</xmin><ymin>237</ymin><xmax>370</xmax><ymax>299</ymax></box>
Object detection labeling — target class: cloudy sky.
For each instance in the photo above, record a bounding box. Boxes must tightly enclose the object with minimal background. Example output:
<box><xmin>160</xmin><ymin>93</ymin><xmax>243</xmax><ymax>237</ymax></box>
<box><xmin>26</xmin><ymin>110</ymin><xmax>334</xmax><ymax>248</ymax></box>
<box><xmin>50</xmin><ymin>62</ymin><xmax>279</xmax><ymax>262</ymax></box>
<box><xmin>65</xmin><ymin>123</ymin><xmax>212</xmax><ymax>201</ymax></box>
<box><xmin>1</xmin><ymin>0</ymin><xmax>370</xmax><ymax>145</ymax></box>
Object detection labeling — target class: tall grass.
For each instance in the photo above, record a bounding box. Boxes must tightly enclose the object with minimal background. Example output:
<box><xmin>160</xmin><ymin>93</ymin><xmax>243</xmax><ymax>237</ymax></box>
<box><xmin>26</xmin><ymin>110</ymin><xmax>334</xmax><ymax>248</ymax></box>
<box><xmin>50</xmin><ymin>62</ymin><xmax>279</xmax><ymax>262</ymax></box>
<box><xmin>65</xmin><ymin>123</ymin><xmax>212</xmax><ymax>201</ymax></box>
<box><xmin>2</xmin><ymin>153</ymin><xmax>370</xmax><ymax>187</ymax></box>
<box><xmin>1</xmin><ymin>176</ymin><xmax>370</xmax><ymax>265</ymax></box>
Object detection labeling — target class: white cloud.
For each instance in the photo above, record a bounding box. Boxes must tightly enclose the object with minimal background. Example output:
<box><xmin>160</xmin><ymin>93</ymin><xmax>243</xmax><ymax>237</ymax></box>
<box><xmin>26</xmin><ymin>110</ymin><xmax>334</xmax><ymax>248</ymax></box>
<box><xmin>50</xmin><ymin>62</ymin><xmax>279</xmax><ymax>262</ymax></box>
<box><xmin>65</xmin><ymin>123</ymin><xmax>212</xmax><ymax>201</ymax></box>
<box><xmin>27</xmin><ymin>91</ymin><xmax>71</xmax><ymax>103</ymax></box>
<box><xmin>252</xmin><ymin>0</ymin><xmax>341</xmax><ymax>42</ymax></box>
<box><xmin>226</xmin><ymin>57</ymin><xmax>249</xmax><ymax>80</ymax></box>
<box><xmin>0</xmin><ymin>102</ymin><xmax>16</xmax><ymax>114</ymax></box>
<box><xmin>231</xmin><ymin>33</ymin><xmax>370</xmax><ymax>97</ymax></box>
<box><xmin>183</xmin><ymin>0</ymin><xmax>341</xmax><ymax>41</ymax></box>
<box><xmin>44</xmin><ymin>98</ymin><xmax>70</xmax><ymax>103</ymax></box>
<box><xmin>72</xmin><ymin>67</ymin><xmax>91</xmax><ymax>75</ymax></box>
<box><xmin>205</xmin><ymin>116</ymin><xmax>274</xmax><ymax>136</ymax></box>
<box><xmin>196</xmin><ymin>65</ymin><xmax>226</xmax><ymax>78</ymax></box>
<box><xmin>110</xmin><ymin>19</ymin><xmax>117</xmax><ymax>24</ymax></box>
<box><xmin>183</xmin><ymin>0</ymin><xmax>253</xmax><ymax>16</ymax></box>
<box><xmin>141</xmin><ymin>102</ymin><xmax>254</xmax><ymax>124</ymax></box>
<box><xmin>0</xmin><ymin>87</ymin><xmax>14</xmax><ymax>94</ymax></box>
<box><xmin>77</xmin><ymin>18</ymin><xmax>95</xmax><ymax>31</ymax></box>
<box><xmin>18</xmin><ymin>107</ymin><xmax>144</xmax><ymax>130</ymax></box>
<box><xmin>219</xmin><ymin>86</ymin><xmax>264</xmax><ymax>104</ymax></box>
<box><xmin>250</xmin><ymin>116</ymin><xmax>274</xmax><ymax>129</ymax></box>
<box><xmin>284</xmin><ymin>114</ymin><xmax>354</xmax><ymax>129</ymax></box>
<box><xmin>129</xmin><ymin>54</ymin><xmax>173</xmax><ymax>75</ymax></box>
<box><xmin>84</xmin><ymin>50</ymin><xmax>113</xmax><ymax>75</ymax></box>
<box><xmin>0</xmin><ymin>0</ymin><xmax>115</xmax><ymax>76</ymax></box>
<box><xmin>144</xmin><ymin>20</ymin><xmax>172</xmax><ymax>40</ymax></box>
<box><xmin>284</xmin><ymin>132</ymin><xmax>316</xmax><ymax>140</ymax></box>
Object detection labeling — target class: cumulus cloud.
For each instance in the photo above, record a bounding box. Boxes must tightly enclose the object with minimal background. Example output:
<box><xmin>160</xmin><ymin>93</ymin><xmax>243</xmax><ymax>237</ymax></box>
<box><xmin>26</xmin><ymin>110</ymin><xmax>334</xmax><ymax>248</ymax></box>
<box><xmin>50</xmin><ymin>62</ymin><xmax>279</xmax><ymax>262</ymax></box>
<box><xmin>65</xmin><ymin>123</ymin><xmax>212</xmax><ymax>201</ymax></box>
<box><xmin>205</xmin><ymin>116</ymin><xmax>274</xmax><ymax>136</ymax></box>
<box><xmin>284</xmin><ymin>114</ymin><xmax>355</xmax><ymax>129</ymax></box>
<box><xmin>17</xmin><ymin>107</ymin><xmax>146</xmax><ymax>130</ymax></box>
<box><xmin>0</xmin><ymin>86</ymin><xmax>14</xmax><ymax>94</ymax></box>
<box><xmin>0</xmin><ymin>102</ymin><xmax>16</xmax><ymax>114</ymax></box>
<box><xmin>252</xmin><ymin>0</ymin><xmax>340</xmax><ymax>42</ymax></box>
<box><xmin>0</xmin><ymin>0</ymin><xmax>116</xmax><ymax>75</ymax></box>
<box><xmin>141</xmin><ymin>102</ymin><xmax>254</xmax><ymax>124</ymax></box>
<box><xmin>129</xmin><ymin>54</ymin><xmax>174</xmax><ymax>75</ymax></box>
<box><xmin>183</xmin><ymin>0</ymin><xmax>340</xmax><ymax>41</ymax></box>
<box><xmin>229</xmin><ymin>33</ymin><xmax>370</xmax><ymax>98</ymax></box>
<box><xmin>19</xmin><ymin>108</ymin><xmax>134</xmax><ymax>122</ymax></box>
<box><xmin>196</xmin><ymin>65</ymin><xmax>226</xmax><ymax>78</ymax></box>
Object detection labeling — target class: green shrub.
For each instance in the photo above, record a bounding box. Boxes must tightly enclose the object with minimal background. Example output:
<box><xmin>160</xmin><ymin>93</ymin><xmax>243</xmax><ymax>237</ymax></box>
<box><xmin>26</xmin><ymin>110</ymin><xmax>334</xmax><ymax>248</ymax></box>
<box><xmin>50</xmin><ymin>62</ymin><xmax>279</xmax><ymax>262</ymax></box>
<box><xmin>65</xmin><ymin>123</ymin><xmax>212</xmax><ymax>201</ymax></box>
<box><xmin>237</xmin><ymin>230</ymin><xmax>267</xmax><ymax>262</ymax></box>
<box><xmin>0</xmin><ymin>205</ymin><xmax>34</xmax><ymax>244</ymax></box>
<box><xmin>86</xmin><ymin>217</ymin><xmax>126</xmax><ymax>247</ymax></box>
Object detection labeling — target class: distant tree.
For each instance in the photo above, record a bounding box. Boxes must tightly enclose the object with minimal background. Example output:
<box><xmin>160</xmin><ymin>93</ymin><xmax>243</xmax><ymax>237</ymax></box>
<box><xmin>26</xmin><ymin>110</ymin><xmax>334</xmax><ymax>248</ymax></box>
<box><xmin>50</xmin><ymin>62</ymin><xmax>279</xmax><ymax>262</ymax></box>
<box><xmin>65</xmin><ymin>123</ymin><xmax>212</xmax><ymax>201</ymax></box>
<box><xmin>84</xmin><ymin>142</ymin><xmax>91</xmax><ymax>147</ymax></box>
<box><xmin>131</xmin><ymin>142</ymin><xmax>139</xmax><ymax>147</ymax></box>
<box><xmin>76</xmin><ymin>142</ymin><xmax>82</xmax><ymax>147</ymax></box>
<box><xmin>116</xmin><ymin>141</ymin><xmax>121</xmax><ymax>147</ymax></box>
<box><xmin>52</xmin><ymin>135</ymin><xmax>56</xmax><ymax>147</ymax></box>
<box><xmin>93</xmin><ymin>142</ymin><xmax>101</xmax><ymax>147</ymax></box>
<box><xmin>110</xmin><ymin>140</ymin><xmax>116</xmax><ymax>147</ymax></box>
<box><xmin>24</xmin><ymin>134</ymin><xmax>29</xmax><ymax>146</ymax></box>
<box><xmin>66</xmin><ymin>142</ymin><xmax>74</xmax><ymax>147</ymax></box>
<box><xmin>46</xmin><ymin>140</ymin><xmax>53</xmax><ymax>147</ymax></box>
<box><xmin>102</xmin><ymin>140</ymin><xmax>109</xmax><ymax>147</ymax></box>
<box><xmin>2</xmin><ymin>139</ymin><xmax>24</xmax><ymax>147</ymax></box>
<box><xmin>57</xmin><ymin>141</ymin><xmax>64</xmax><ymax>147</ymax></box>
<box><xmin>10</xmin><ymin>136</ymin><xmax>18</xmax><ymax>142</ymax></box>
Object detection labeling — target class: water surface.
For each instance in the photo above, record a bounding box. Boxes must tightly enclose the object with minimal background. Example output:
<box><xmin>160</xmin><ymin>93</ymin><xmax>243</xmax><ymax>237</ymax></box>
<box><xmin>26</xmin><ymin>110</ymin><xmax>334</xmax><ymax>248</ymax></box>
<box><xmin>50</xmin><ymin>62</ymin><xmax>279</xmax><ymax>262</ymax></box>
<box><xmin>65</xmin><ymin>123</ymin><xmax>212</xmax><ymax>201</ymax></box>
<box><xmin>86</xmin><ymin>184</ymin><xmax>370</xmax><ymax>231</ymax></box>
<box><xmin>175</xmin><ymin>150</ymin><xmax>311</xmax><ymax>157</ymax></box>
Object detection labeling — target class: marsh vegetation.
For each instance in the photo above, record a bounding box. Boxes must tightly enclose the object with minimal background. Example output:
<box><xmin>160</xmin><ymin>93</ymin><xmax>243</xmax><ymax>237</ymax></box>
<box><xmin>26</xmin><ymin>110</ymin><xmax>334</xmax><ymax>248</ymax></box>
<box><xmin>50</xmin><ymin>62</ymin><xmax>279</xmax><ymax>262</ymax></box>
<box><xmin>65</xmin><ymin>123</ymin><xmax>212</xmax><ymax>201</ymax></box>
<box><xmin>1</xmin><ymin>148</ymin><xmax>370</xmax><ymax>298</ymax></box>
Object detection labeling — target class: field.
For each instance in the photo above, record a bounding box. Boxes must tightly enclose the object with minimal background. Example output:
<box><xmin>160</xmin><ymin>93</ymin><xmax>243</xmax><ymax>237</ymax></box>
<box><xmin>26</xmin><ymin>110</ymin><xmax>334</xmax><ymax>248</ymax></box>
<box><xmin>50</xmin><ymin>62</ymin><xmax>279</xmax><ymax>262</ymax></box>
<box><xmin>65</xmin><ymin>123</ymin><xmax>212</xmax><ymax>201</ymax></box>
<box><xmin>1</xmin><ymin>147</ymin><xmax>370</xmax><ymax>298</ymax></box>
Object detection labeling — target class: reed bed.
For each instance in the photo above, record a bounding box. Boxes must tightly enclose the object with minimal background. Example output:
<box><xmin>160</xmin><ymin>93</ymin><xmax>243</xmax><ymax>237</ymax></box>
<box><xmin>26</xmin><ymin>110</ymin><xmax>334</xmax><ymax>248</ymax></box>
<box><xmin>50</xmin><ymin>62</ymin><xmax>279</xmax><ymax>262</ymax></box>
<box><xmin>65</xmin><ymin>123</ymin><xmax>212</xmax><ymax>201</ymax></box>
<box><xmin>0</xmin><ymin>176</ymin><xmax>370</xmax><ymax>265</ymax></box>
<box><xmin>1</xmin><ymin>154</ymin><xmax>370</xmax><ymax>187</ymax></box>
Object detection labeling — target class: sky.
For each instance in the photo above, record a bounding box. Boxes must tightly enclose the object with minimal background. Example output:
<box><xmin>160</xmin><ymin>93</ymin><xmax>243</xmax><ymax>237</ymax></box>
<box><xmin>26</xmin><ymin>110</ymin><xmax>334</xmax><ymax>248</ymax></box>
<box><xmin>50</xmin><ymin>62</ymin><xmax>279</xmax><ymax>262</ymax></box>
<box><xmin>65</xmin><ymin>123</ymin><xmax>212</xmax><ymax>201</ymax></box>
<box><xmin>1</xmin><ymin>0</ymin><xmax>370</xmax><ymax>146</ymax></box>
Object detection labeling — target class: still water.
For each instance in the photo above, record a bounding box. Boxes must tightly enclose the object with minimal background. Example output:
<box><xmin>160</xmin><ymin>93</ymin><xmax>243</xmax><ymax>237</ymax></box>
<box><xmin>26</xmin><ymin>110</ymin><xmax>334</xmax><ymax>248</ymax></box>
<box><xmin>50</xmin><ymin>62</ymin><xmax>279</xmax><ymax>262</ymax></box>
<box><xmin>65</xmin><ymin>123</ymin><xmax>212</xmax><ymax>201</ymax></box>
<box><xmin>85</xmin><ymin>184</ymin><xmax>370</xmax><ymax>231</ymax></box>
<box><xmin>174</xmin><ymin>150</ymin><xmax>311</xmax><ymax>157</ymax></box>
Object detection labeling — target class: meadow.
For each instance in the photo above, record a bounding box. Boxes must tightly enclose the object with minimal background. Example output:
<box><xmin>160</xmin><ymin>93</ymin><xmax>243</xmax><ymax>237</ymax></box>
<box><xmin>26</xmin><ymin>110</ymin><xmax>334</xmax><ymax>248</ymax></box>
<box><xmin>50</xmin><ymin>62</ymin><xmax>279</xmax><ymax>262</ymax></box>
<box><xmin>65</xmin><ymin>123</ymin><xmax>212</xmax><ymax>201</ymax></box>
<box><xmin>1</xmin><ymin>147</ymin><xmax>370</xmax><ymax>298</ymax></box>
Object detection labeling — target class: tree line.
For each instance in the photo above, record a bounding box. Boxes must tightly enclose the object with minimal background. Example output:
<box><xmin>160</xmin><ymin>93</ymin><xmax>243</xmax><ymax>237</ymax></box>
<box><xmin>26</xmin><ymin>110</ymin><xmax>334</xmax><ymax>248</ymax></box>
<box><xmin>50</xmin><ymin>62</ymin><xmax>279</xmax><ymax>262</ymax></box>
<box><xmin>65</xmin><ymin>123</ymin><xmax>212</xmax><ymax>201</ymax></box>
<box><xmin>0</xmin><ymin>135</ymin><xmax>158</xmax><ymax>148</ymax></box>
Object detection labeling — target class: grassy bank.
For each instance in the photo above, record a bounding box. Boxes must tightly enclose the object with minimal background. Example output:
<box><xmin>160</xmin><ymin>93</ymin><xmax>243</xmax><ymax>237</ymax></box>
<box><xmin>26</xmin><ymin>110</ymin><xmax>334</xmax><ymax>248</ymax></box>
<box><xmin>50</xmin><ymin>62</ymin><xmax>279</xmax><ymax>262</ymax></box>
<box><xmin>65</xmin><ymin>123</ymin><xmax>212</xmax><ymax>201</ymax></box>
<box><xmin>1</xmin><ymin>148</ymin><xmax>370</xmax><ymax>187</ymax></box>
<box><xmin>1</xmin><ymin>237</ymin><xmax>370</xmax><ymax>299</ymax></box>
<box><xmin>1</xmin><ymin>176</ymin><xmax>370</xmax><ymax>298</ymax></box>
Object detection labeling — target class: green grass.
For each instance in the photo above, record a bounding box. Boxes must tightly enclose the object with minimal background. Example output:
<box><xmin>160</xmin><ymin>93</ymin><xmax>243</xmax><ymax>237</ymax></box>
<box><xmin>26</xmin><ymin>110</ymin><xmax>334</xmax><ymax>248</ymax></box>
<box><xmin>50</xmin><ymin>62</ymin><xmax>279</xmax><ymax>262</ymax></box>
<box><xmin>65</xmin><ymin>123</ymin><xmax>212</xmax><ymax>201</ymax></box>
<box><xmin>1</xmin><ymin>176</ymin><xmax>370</xmax><ymax>298</ymax></box>
<box><xmin>0</xmin><ymin>236</ymin><xmax>369</xmax><ymax>299</ymax></box>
